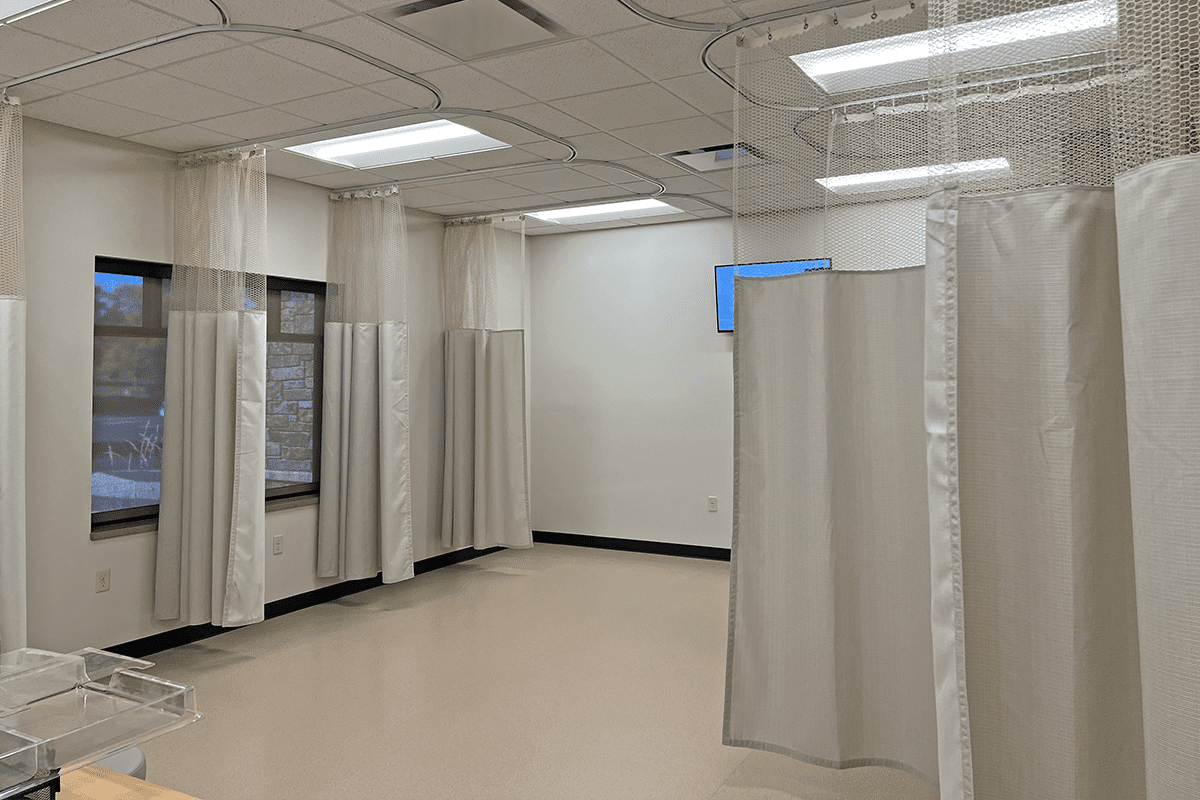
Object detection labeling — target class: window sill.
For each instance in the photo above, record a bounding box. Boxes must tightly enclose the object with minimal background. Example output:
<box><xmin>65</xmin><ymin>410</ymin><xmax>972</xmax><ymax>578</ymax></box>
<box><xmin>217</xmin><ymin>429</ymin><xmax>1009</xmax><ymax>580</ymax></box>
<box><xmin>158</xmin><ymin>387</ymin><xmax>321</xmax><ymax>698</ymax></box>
<box><xmin>90</xmin><ymin>493</ymin><xmax>320</xmax><ymax>541</ymax></box>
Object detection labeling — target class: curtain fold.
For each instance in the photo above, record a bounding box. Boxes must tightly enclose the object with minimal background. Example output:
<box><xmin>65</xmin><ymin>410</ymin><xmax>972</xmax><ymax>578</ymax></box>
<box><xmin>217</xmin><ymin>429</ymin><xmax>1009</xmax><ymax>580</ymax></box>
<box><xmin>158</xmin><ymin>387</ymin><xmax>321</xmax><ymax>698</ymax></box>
<box><xmin>1115</xmin><ymin>154</ymin><xmax>1200</xmax><ymax>800</ymax></box>
<box><xmin>318</xmin><ymin>189</ymin><xmax>413</xmax><ymax>584</ymax></box>
<box><xmin>155</xmin><ymin>150</ymin><xmax>267</xmax><ymax>627</ymax></box>
<box><xmin>0</xmin><ymin>97</ymin><xmax>26</xmax><ymax>652</ymax></box>
<box><xmin>725</xmin><ymin>268</ymin><xmax>937</xmax><ymax>783</ymax></box>
<box><xmin>441</xmin><ymin>221</ymin><xmax>531</xmax><ymax>550</ymax></box>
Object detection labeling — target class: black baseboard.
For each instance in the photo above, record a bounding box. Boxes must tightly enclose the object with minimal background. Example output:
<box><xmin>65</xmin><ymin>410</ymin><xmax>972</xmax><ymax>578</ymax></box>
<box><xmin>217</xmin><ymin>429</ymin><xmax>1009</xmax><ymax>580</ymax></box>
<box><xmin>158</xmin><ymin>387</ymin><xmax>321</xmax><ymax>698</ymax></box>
<box><xmin>108</xmin><ymin>545</ymin><xmax>504</xmax><ymax>660</ymax></box>
<box><xmin>533</xmin><ymin>531</ymin><xmax>731</xmax><ymax>562</ymax></box>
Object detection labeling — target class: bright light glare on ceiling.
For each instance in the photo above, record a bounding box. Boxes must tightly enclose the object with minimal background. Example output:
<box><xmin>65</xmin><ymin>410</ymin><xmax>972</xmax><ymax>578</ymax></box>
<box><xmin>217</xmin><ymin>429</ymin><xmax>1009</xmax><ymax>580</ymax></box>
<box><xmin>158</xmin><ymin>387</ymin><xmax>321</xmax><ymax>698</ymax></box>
<box><xmin>528</xmin><ymin>198</ymin><xmax>682</xmax><ymax>224</ymax></box>
<box><xmin>285</xmin><ymin>120</ymin><xmax>510</xmax><ymax>169</ymax></box>
<box><xmin>0</xmin><ymin>0</ymin><xmax>72</xmax><ymax>24</ymax></box>
<box><xmin>790</xmin><ymin>0</ymin><xmax>1116</xmax><ymax>94</ymax></box>
<box><xmin>815</xmin><ymin>158</ymin><xmax>1012</xmax><ymax>194</ymax></box>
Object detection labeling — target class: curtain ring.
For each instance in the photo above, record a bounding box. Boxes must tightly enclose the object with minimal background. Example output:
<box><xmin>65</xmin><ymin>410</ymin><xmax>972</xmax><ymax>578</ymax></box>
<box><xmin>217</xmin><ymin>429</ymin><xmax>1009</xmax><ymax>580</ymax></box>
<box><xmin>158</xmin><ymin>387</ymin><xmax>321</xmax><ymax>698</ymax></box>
<box><xmin>872</xmin><ymin>6</ymin><xmax>878</xmax><ymax>19</ymax></box>
<box><xmin>833</xmin><ymin>12</ymin><xmax>839</xmax><ymax>24</ymax></box>
<box><xmin>803</xmin><ymin>16</ymin><xmax>809</xmax><ymax>29</ymax></box>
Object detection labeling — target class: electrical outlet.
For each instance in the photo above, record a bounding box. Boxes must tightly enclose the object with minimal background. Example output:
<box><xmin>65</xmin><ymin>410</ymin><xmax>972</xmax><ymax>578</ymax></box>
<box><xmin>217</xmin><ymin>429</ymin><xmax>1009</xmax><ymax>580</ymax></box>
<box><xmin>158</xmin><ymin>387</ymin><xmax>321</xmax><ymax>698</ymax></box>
<box><xmin>708</xmin><ymin>496</ymin><xmax>718</xmax><ymax>513</ymax></box>
<box><xmin>272</xmin><ymin>535</ymin><xmax>283</xmax><ymax>556</ymax></box>
<box><xmin>96</xmin><ymin>569</ymin><xmax>110</xmax><ymax>593</ymax></box>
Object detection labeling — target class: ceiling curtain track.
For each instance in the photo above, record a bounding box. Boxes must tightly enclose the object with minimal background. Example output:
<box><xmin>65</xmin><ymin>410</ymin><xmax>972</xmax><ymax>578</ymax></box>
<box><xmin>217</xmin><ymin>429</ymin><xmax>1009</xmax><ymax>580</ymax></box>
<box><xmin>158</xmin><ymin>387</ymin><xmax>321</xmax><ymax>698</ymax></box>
<box><xmin>0</xmin><ymin>95</ymin><xmax>27</xmax><ymax>651</ymax></box>
<box><xmin>440</xmin><ymin>220</ymin><xmax>531</xmax><ymax>551</ymax></box>
<box><xmin>318</xmin><ymin>187</ymin><xmax>414</xmax><ymax>585</ymax></box>
<box><xmin>155</xmin><ymin>149</ymin><xmax>268</xmax><ymax>628</ymax></box>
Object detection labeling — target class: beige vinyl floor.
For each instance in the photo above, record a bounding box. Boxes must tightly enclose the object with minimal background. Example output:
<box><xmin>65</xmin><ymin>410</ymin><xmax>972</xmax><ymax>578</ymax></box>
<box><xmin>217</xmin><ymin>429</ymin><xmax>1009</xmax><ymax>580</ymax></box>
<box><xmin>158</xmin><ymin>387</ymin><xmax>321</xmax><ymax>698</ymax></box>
<box><xmin>138</xmin><ymin>545</ymin><xmax>938</xmax><ymax>800</ymax></box>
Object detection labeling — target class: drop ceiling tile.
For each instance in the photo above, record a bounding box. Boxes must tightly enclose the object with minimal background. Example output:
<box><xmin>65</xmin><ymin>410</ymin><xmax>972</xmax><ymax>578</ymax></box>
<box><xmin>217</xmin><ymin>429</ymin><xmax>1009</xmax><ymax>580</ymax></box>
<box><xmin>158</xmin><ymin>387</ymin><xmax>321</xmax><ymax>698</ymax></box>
<box><xmin>198</xmin><ymin>107</ymin><xmax>319</xmax><ymax>139</ymax></box>
<box><xmin>369</xmin><ymin>160</ymin><xmax>469</xmax><ymax>180</ymax></box>
<box><xmin>499</xmin><ymin>167</ymin><xmax>609</xmax><ymax>194</ymax></box>
<box><xmin>695</xmin><ymin>188</ymin><xmax>733</xmax><ymax>209</ymax></box>
<box><xmin>418</xmin><ymin>65</ymin><xmax>535</xmax><ymax>111</ymax></box>
<box><xmin>430</xmin><ymin>178</ymin><xmax>530</xmax><ymax>202</ymax></box>
<box><xmin>434</xmin><ymin>146</ymin><xmax>548</xmax><ymax>171</ymax></box>
<box><xmin>702</xmin><ymin>169</ymin><xmax>732</xmax><ymax>189</ymax></box>
<box><xmin>485</xmin><ymin>192</ymin><xmax>557</xmax><ymax>211</ymax></box>
<box><xmin>117</xmin><ymin>34</ymin><xmax>241</xmax><ymax>69</ymax></box>
<box><xmin>37</xmin><ymin>58</ymin><xmax>142</xmax><ymax>92</ymax></box>
<box><xmin>629</xmin><ymin>210</ymin><xmax>696</xmax><ymax>225</ymax></box>
<box><xmin>591</xmin><ymin>25</ymin><xmax>714</xmax><ymax>81</ymax></box>
<box><xmin>79</xmin><ymin>71</ymin><xmax>257</xmax><ymax>122</ymax></box>
<box><xmin>395</xmin><ymin>186</ymin><xmax>471</xmax><ymax>207</ymax></box>
<box><xmin>553</xmin><ymin>83</ymin><xmax>698</xmax><ymax>131</ymax></box>
<box><xmin>0</xmin><ymin>27</ymin><xmax>91</xmax><ymax>80</ymax></box>
<box><xmin>265</xmin><ymin>149</ymin><xmax>348</xmax><ymax>179</ymax></box>
<box><xmin>424</xmin><ymin>202</ymin><xmax>499</xmax><ymax>216</ymax></box>
<box><xmin>364</xmin><ymin>76</ymin><xmax>444</xmax><ymax>110</ymax></box>
<box><xmin>306</xmin><ymin>17</ymin><xmax>458</xmax><ymax>73</ymax></box>
<box><xmin>526</xmin><ymin>0</ymin><xmax>644</xmax><ymax>36</ymax></box>
<box><xmin>253</xmin><ymin>37</ymin><xmax>399</xmax><ymax>85</ymax></box>
<box><xmin>126</xmin><ymin>124</ymin><xmax>241</xmax><ymax>151</ymax></box>
<box><xmin>135</xmin><ymin>0</ymin><xmax>222</xmax><ymax>25</ymax></box>
<box><xmin>557</xmin><ymin>131</ymin><xmax>646</xmax><ymax>161</ymax></box>
<box><xmin>219</xmin><ymin>0</ymin><xmax>353</xmax><ymax>28</ymax></box>
<box><xmin>635</xmin><ymin>0</ymin><xmax>726</xmax><ymax>14</ymax></box>
<box><xmin>660</xmin><ymin>72</ymin><xmax>734</xmax><ymax>115</ymax></box>
<box><xmin>22</xmin><ymin>93</ymin><xmax>178</xmax><ymax>137</ymax></box>
<box><xmin>222</xmin><ymin>31</ymin><xmax>272</xmax><ymax>42</ymax></box>
<box><xmin>300</xmin><ymin>169</ymin><xmax>397</xmax><ymax>189</ymax></box>
<box><xmin>497</xmin><ymin>102</ymin><xmax>597</xmax><ymax>138</ymax></box>
<box><xmin>620</xmin><ymin>154</ymin><xmax>695</xmax><ymax>180</ymax></box>
<box><xmin>611</xmin><ymin>114</ymin><xmax>732</xmax><ymax>154</ymax></box>
<box><xmin>330</xmin><ymin>0</ymin><xmax>398</xmax><ymax>10</ymax></box>
<box><xmin>472</xmin><ymin>40</ymin><xmax>644</xmax><ymax>102</ymax></box>
<box><xmin>735</xmin><ymin>0</ymin><xmax>812</xmax><ymax>17</ymax></box>
<box><xmin>706</xmin><ymin>37</ymin><xmax>739</xmax><ymax>69</ymax></box>
<box><xmin>14</xmin><ymin>0</ymin><xmax>187</xmax><ymax>52</ymax></box>
<box><xmin>274</xmin><ymin>86</ymin><xmax>413</xmax><ymax>124</ymax></box>
<box><xmin>548</xmin><ymin>185</ymin><xmax>633</xmax><ymax>204</ymax></box>
<box><xmin>662</xmin><ymin>173</ymin><xmax>731</xmax><ymax>194</ymax></box>
<box><xmin>681</xmin><ymin>7</ymin><xmax>745</xmax><ymax>23</ymax></box>
<box><xmin>517</xmin><ymin>140</ymin><xmax>580</xmax><ymax>160</ymax></box>
<box><xmin>160</xmin><ymin>46</ymin><xmax>350</xmax><ymax>105</ymax></box>
<box><xmin>713</xmin><ymin>110</ymin><xmax>734</xmax><ymax>129</ymax></box>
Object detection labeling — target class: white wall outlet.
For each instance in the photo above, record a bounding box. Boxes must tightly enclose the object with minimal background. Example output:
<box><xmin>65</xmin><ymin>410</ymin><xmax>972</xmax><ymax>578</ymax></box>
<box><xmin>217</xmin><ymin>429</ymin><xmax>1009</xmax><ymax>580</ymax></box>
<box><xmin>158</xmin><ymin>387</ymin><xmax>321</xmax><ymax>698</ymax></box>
<box><xmin>96</xmin><ymin>569</ymin><xmax>110</xmax><ymax>593</ymax></box>
<box><xmin>272</xmin><ymin>535</ymin><xmax>283</xmax><ymax>556</ymax></box>
<box><xmin>707</xmin><ymin>496</ymin><xmax>718</xmax><ymax>513</ymax></box>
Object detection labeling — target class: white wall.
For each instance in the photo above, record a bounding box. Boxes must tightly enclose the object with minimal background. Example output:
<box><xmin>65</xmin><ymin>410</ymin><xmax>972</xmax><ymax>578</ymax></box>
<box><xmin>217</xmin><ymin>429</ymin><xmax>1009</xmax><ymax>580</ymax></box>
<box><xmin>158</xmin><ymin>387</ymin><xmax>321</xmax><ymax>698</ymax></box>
<box><xmin>529</xmin><ymin>219</ymin><xmax>735</xmax><ymax>549</ymax></box>
<box><xmin>22</xmin><ymin>118</ymin><xmax>451</xmax><ymax>651</ymax></box>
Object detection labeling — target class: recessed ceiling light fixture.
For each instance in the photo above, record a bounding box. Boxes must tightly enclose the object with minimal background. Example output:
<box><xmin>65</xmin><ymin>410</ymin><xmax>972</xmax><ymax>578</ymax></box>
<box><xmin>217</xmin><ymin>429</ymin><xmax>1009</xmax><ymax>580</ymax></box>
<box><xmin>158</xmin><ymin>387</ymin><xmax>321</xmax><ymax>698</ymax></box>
<box><xmin>791</xmin><ymin>0</ymin><xmax>1116</xmax><ymax>94</ymax></box>
<box><xmin>528</xmin><ymin>198</ymin><xmax>681</xmax><ymax>224</ymax></box>
<box><xmin>0</xmin><ymin>0</ymin><xmax>73</xmax><ymax>25</ymax></box>
<box><xmin>285</xmin><ymin>120</ymin><xmax>510</xmax><ymax>169</ymax></box>
<box><xmin>816</xmin><ymin>157</ymin><xmax>1011</xmax><ymax>194</ymax></box>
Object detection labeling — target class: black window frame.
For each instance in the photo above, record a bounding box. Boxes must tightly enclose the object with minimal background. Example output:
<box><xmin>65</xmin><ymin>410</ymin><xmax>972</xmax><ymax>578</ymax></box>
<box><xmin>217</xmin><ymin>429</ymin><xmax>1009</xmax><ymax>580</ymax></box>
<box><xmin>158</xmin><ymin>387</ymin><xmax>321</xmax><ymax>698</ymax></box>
<box><xmin>90</xmin><ymin>256</ymin><xmax>326</xmax><ymax>533</ymax></box>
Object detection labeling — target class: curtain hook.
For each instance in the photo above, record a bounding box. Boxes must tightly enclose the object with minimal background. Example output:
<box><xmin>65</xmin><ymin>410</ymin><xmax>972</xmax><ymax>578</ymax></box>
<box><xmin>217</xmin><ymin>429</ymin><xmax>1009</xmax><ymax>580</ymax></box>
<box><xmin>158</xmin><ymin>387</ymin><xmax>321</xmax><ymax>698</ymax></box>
<box><xmin>833</xmin><ymin>12</ymin><xmax>839</xmax><ymax>24</ymax></box>
<box><xmin>803</xmin><ymin>16</ymin><xmax>809</xmax><ymax>29</ymax></box>
<box><xmin>872</xmin><ymin>5</ymin><xmax>878</xmax><ymax>19</ymax></box>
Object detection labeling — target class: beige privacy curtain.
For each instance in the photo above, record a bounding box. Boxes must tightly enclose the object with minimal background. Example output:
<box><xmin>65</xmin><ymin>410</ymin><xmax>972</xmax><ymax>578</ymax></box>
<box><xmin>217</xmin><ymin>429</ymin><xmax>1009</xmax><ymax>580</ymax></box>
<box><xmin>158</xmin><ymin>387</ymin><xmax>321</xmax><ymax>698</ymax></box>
<box><xmin>926</xmin><ymin>186</ymin><xmax>1146</xmax><ymax>800</ymax></box>
<box><xmin>155</xmin><ymin>150</ymin><xmax>268</xmax><ymax>628</ymax></box>
<box><xmin>318</xmin><ymin>187</ymin><xmax>413</xmax><ymax>584</ymax></box>
<box><xmin>725</xmin><ymin>268</ymin><xmax>937</xmax><ymax>783</ymax></box>
<box><xmin>441</xmin><ymin>220</ymin><xmax>531</xmax><ymax>550</ymax></box>
<box><xmin>0</xmin><ymin>96</ymin><xmax>26</xmax><ymax>651</ymax></box>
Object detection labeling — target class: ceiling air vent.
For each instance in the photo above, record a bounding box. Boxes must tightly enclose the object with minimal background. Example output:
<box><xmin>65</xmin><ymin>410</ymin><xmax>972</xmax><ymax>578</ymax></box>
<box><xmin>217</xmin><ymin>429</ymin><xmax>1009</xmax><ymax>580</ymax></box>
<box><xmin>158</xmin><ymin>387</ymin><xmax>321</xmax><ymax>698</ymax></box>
<box><xmin>663</xmin><ymin>143</ymin><xmax>763</xmax><ymax>173</ymax></box>
<box><xmin>370</xmin><ymin>0</ymin><xmax>573</xmax><ymax>61</ymax></box>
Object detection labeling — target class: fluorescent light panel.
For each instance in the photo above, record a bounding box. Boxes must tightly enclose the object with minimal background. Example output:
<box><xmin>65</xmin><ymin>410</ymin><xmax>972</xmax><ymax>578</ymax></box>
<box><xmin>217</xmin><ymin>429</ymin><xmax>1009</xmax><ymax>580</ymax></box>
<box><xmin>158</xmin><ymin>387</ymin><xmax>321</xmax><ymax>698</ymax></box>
<box><xmin>816</xmin><ymin>157</ymin><xmax>1011</xmax><ymax>194</ymax></box>
<box><xmin>0</xmin><ymin>0</ymin><xmax>72</xmax><ymax>24</ymax></box>
<box><xmin>285</xmin><ymin>120</ymin><xmax>509</xmax><ymax>169</ymax></box>
<box><xmin>791</xmin><ymin>0</ymin><xmax>1116</xmax><ymax>94</ymax></box>
<box><xmin>528</xmin><ymin>199</ymin><xmax>681</xmax><ymax>224</ymax></box>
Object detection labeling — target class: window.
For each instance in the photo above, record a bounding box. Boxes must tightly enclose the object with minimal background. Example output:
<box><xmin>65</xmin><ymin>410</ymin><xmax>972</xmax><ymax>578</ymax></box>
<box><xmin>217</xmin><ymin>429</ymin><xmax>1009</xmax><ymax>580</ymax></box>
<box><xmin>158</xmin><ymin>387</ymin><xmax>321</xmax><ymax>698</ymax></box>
<box><xmin>91</xmin><ymin>257</ymin><xmax>325</xmax><ymax>532</ymax></box>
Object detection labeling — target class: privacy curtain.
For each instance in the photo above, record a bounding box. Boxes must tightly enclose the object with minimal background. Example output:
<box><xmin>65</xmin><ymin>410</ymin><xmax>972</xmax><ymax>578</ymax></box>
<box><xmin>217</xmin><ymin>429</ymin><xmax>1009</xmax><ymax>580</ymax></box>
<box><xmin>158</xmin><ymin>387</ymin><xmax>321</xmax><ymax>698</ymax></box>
<box><xmin>725</xmin><ymin>268</ymin><xmax>938</xmax><ymax>783</ymax></box>
<box><xmin>926</xmin><ymin>186</ymin><xmax>1146</xmax><ymax>800</ymax></box>
<box><xmin>0</xmin><ymin>96</ymin><xmax>26</xmax><ymax>651</ymax></box>
<box><xmin>317</xmin><ymin>187</ymin><xmax>413</xmax><ymax>584</ymax></box>
<box><xmin>441</xmin><ymin>220</ymin><xmax>531</xmax><ymax>550</ymax></box>
<box><xmin>155</xmin><ymin>150</ymin><xmax>267</xmax><ymax>628</ymax></box>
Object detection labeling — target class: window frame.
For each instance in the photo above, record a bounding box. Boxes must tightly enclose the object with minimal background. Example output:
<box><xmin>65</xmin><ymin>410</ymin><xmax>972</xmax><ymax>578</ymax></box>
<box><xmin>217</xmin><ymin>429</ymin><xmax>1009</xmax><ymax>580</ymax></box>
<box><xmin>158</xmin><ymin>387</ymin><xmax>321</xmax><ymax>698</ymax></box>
<box><xmin>90</xmin><ymin>257</ymin><xmax>326</xmax><ymax>534</ymax></box>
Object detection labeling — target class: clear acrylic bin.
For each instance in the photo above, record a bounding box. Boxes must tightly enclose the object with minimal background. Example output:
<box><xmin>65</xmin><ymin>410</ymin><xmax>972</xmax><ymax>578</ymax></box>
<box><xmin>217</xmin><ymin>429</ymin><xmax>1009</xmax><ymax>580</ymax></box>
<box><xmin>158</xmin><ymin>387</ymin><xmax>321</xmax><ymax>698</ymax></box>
<box><xmin>0</xmin><ymin>648</ymin><xmax>199</xmax><ymax>798</ymax></box>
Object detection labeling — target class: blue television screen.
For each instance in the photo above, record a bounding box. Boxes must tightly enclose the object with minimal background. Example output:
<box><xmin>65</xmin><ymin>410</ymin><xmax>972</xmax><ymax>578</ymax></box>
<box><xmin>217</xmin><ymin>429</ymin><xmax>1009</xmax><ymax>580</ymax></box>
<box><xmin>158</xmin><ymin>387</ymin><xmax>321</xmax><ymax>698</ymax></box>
<box><xmin>715</xmin><ymin>259</ymin><xmax>831</xmax><ymax>332</ymax></box>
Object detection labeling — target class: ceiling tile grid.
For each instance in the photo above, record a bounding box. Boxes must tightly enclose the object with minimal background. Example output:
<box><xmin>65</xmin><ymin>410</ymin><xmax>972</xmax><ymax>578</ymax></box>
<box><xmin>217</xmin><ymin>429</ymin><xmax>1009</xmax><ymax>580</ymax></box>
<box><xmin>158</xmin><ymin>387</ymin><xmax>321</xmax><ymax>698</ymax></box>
<box><xmin>6</xmin><ymin>0</ymin><xmax>782</xmax><ymax>231</ymax></box>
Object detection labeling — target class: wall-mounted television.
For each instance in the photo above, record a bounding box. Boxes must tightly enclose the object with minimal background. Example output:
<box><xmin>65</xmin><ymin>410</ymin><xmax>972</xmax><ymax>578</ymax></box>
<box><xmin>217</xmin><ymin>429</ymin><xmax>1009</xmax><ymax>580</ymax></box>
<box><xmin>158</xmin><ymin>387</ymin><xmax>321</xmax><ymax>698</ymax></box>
<box><xmin>715</xmin><ymin>259</ymin><xmax>832</xmax><ymax>332</ymax></box>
